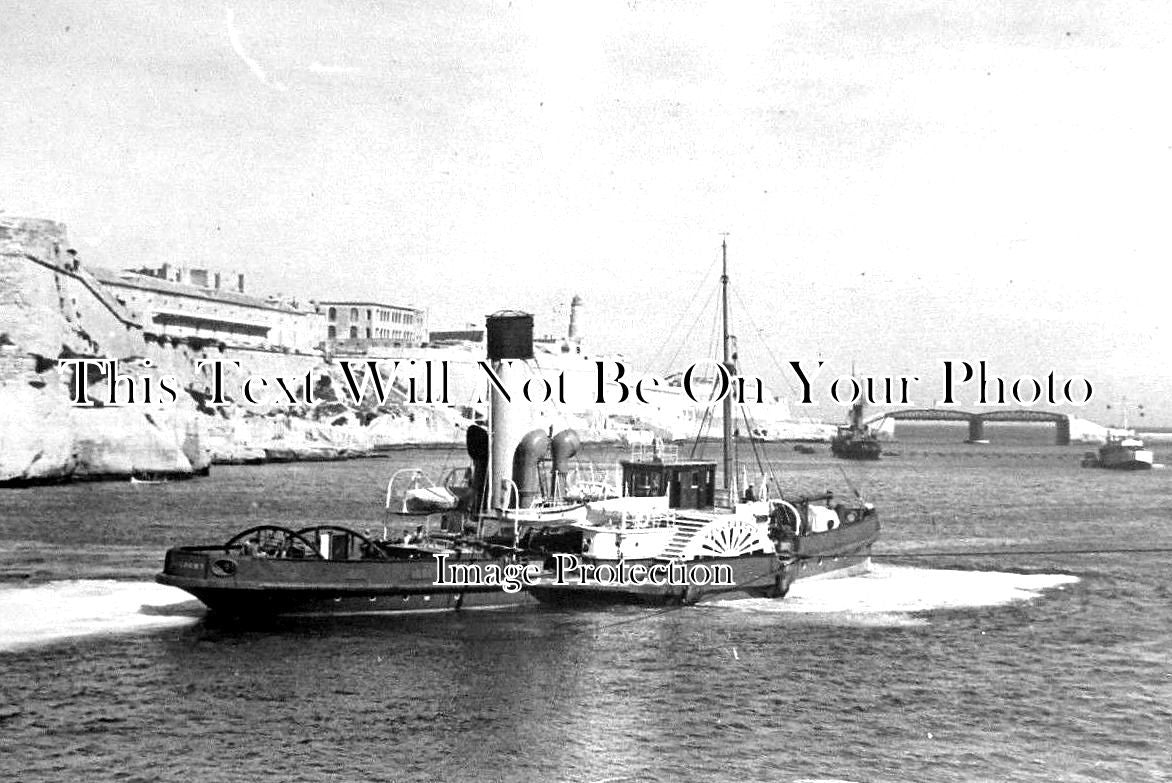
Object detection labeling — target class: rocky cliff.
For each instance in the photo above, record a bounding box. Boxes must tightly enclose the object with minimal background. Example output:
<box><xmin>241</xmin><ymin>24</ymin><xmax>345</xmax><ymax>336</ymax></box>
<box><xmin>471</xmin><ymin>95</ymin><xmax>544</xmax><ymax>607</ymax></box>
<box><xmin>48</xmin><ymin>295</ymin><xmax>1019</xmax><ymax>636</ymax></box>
<box><xmin>0</xmin><ymin>217</ymin><xmax>471</xmax><ymax>486</ymax></box>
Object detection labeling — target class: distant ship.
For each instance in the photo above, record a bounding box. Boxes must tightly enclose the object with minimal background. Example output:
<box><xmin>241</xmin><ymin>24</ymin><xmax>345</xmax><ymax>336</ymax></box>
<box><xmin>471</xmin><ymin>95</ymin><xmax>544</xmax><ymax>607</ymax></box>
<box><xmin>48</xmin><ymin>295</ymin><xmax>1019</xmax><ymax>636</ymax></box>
<box><xmin>830</xmin><ymin>395</ymin><xmax>882</xmax><ymax>460</ymax></box>
<box><xmin>1082</xmin><ymin>434</ymin><xmax>1154</xmax><ymax>471</ymax></box>
<box><xmin>1081</xmin><ymin>401</ymin><xmax>1154</xmax><ymax>470</ymax></box>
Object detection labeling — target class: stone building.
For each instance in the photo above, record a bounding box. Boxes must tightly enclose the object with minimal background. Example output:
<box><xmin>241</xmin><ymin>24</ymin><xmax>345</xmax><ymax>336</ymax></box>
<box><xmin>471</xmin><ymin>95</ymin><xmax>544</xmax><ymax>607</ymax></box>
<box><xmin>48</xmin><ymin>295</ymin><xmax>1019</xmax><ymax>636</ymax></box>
<box><xmin>93</xmin><ymin>265</ymin><xmax>324</xmax><ymax>354</ymax></box>
<box><xmin>320</xmin><ymin>300</ymin><xmax>427</xmax><ymax>351</ymax></box>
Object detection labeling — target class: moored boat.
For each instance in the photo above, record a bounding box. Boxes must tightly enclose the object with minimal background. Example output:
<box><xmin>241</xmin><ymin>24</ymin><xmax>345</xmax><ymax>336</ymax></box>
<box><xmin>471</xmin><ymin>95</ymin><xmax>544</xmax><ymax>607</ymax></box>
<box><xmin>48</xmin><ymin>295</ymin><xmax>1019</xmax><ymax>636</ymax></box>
<box><xmin>830</xmin><ymin>389</ymin><xmax>882</xmax><ymax>460</ymax></box>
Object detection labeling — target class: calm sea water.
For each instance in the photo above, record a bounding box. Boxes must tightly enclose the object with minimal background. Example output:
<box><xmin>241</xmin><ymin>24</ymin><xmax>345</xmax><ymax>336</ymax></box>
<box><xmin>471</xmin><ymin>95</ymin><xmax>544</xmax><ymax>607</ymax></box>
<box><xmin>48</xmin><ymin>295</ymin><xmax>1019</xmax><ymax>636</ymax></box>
<box><xmin>1</xmin><ymin>428</ymin><xmax>1170</xmax><ymax>782</ymax></box>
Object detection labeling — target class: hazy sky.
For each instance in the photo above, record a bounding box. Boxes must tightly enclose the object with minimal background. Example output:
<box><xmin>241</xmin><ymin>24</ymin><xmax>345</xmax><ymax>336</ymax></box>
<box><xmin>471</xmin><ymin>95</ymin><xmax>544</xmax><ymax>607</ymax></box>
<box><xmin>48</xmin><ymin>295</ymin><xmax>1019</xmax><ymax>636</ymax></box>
<box><xmin>3</xmin><ymin>1</ymin><xmax>1169</xmax><ymax>423</ymax></box>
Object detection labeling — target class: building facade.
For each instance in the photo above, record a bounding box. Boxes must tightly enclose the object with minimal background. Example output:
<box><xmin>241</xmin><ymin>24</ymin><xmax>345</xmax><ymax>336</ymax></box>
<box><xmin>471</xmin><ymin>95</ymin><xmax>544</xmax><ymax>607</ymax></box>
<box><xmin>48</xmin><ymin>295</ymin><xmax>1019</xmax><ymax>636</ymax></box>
<box><xmin>320</xmin><ymin>301</ymin><xmax>427</xmax><ymax>351</ymax></box>
<box><xmin>93</xmin><ymin>265</ymin><xmax>324</xmax><ymax>354</ymax></box>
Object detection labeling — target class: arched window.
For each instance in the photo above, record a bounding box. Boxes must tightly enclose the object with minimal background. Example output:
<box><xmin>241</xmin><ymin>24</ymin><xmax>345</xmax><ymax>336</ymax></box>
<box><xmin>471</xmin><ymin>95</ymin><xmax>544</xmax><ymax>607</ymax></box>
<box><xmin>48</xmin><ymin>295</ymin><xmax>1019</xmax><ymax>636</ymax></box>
<box><xmin>349</xmin><ymin>326</ymin><xmax>358</xmax><ymax>339</ymax></box>
<box><xmin>350</xmin><ymin>308</ymin><xmax>358</xmax><ymax>320</ymax></box>
<box><xmin>328</xmin><ymin>307</ymin><xmax>336</xmax><ymax>320</ymax></box>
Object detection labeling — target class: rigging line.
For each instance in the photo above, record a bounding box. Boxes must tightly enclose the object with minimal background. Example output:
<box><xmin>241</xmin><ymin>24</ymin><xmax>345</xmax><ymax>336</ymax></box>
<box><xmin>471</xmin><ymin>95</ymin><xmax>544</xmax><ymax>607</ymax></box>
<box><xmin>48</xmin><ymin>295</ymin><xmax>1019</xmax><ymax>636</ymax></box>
<box><xmin>738</xmin><ymin>406</ymin><xmax>773</xmax><ymax>489</ymax></box>
<box><xmin>736</xmin><ymin>405</ymin><xmax>755</xmax><ymax>455</ymax></box>
<box><xmin>685</xmin><ymin>291</ymin><xmax>724</xmax><ymax>461</ymax></box>
<box><xmin>730</xmin><ymin>283</ymin><xmax>799</xmax><ymax>397</ymax></box>
<box><xmin>709</xmin><ymin>284</ymin><xmax>722</xmax><ymax>368</ymax></box>
<box><xmin>688</xmin><ymin>404</ymin><xmax>713</xmax><ymax>460</ymax></box>
<box><xmin>525</xmin><ymin>355</ymin><xmax>564</xmax><ymax>426</ymax></box>
<box><xmin>659</xmin><ymin>283</ymin><xmax>719</xmax><ymax>378</ymax></box>
<box><xmin>871</xmin><ymin>547</ymin><xmax>1172</xmax><ymax>557</ymax></box>
<box><xmin>647</xmin><ymin>250</ymin><xmax>722</xmax><ymax>373</ymax></box>
<box><xmin>683</xmin><ymin>301</ymin><xmax>725</xmax><ymax>461</ymax></box>
<box><xmin>837</xmin><ymin>465</ymin><xmax>862</xmax><ymax>499</ymax></box>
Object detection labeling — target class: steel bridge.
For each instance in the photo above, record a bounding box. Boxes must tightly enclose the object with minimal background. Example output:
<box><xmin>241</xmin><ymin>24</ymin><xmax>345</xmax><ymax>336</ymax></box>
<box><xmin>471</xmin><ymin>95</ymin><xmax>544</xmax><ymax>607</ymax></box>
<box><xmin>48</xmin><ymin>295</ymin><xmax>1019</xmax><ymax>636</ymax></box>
<box><xmin>864</xmin><ymin>408</ymin><xmax>1071</xmax><ymax>445</ymax></box>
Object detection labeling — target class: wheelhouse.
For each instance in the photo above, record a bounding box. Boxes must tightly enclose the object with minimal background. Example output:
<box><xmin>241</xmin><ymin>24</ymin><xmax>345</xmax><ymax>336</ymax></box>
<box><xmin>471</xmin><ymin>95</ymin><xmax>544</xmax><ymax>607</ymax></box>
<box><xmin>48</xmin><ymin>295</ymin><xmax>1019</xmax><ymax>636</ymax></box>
<box><xmin>619</xmin><ymin>460</ymin><xmax>716</xmax><ymax>510</ymax></box>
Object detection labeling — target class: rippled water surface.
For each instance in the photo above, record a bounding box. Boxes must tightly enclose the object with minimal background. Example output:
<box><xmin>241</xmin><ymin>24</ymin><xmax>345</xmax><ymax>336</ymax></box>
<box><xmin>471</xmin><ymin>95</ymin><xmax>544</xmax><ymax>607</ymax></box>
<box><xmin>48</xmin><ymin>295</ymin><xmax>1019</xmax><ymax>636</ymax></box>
<box><xmin>2</xmin><ymin>435</ymin><xmax>1171</xmax><ymax>782</ymax></box>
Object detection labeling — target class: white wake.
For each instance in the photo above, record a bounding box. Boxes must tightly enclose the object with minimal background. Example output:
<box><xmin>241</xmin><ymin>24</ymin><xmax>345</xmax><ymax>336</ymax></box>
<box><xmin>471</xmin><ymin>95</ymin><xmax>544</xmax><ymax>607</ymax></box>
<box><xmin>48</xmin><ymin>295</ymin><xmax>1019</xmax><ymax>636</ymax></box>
<box><xmin>0</xmin><ymin>580</ymin><xmax>200</xmax><ymax>652</ymax></box>
<box><xmin>712</xmin><ymin>564</ymin><xmax>1079</xmax><ymax>626</ymax></box>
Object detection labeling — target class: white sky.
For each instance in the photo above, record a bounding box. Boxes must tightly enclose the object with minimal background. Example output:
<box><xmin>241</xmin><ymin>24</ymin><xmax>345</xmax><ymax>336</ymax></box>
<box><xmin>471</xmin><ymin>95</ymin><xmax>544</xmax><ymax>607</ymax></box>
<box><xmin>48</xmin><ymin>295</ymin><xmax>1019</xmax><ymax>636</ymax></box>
<box><xmin>3</xmin><ymin>0</ymin><xmax>1169</xmax><ymax>422</ymax></box>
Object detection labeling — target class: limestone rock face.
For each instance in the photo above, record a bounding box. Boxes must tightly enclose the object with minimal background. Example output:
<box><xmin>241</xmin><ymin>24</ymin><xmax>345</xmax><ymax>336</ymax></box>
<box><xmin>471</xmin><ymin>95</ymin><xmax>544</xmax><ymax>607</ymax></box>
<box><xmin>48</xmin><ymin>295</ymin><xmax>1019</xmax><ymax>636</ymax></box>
<box><xmin>69</xmin><ymin>407</ymin><xmax>194</xmax><ymax>480</ymax></box>
<box><xmin>1</xmin><ymin>217</ymin><xmax>482</xmax><ymax>485</ymax></box>
<box><xmin>0</xmin><ymin>382</ymin><xmax>76</xmax><ymax>484</ymax></box>
<box><xmin>0</xmin><ymin>372</ymin><xmax>203</xmax><ymax>484</ymax></box>
<box><xmin>0</xmin><ymin>219</ymin><xmax>70</xmax><ymax>358</ymax></box>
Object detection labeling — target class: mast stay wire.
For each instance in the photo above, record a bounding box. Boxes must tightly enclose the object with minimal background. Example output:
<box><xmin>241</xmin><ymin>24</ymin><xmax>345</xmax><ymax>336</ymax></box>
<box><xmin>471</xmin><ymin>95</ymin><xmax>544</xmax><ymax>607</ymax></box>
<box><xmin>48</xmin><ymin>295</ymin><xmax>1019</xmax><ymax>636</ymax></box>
<box><xmin>648</xmin><ymin>251</ymin><xmax>722</xmax><ymax>376</ymax></box>
<box><xmin>731</xmin><ymin>283</ymin><xmax>801</xmax><ymax>398</ymax></box>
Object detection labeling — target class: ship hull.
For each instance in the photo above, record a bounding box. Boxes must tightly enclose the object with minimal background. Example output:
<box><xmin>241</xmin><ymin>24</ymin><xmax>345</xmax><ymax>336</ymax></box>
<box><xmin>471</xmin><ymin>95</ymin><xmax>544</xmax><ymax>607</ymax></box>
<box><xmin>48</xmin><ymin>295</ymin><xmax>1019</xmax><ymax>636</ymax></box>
<box><xmin>1095</xmin><ymin>446</ymin><xmax>1154</xmax><ymax>470</ymax></box>
<box><xmin>830</xmin><ymin>440</ymin><xmax>882</xmax><ymax>460</ymax></box>
<box><xmin>789</xmin><ymin>515</ymin><xmax>879</xmax><ymax>581</ymax></box>
<box><xmin>528</xmin><ymin>516</ymin><xmax>879</xmax><ymax>607</ymax></box>
<box><xmin>1098</xmin><ymin>459</ymin><xmax>1153</xmax><ymax>471</ymax></box>
<box><xmin>157</xmin><ymin>547</ymin><xmax>534</xmax><ymax>617</ymax></box>
<box><xmin>528</xmin><ymin>553</ymin><xmax>790</xmax><ymax>607</ymax></box>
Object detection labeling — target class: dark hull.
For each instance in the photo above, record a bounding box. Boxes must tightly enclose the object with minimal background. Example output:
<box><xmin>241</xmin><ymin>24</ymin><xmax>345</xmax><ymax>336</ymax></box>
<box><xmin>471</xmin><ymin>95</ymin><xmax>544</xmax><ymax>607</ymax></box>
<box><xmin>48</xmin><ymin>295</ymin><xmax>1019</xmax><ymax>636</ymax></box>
<box><xmin>159</xmin><ymin>583</ymin><xmax>533</xmax><ymax>616</ymax></box>
<box><xmin>528</xmin><ymin>516</ymin><xmax>879</xmax><ymax>608</ymax></box>
<box><xmin>830</xmin><ymin>438</ymin><xmax>882</xmax><ymax>460</ymax></box>
<box><xmin>1096</xmin><ymin>451</ymin><xmax>1153</xmax><ymax>470</ymax></box>
<box><xmin>1098</xmin><ymin>461</ymin><xmax>1153</xmax><ymax>471</ymax></box>
<box><xmin>529</xmin><ymin>554</ymin><xmax>791</xmax><ymax>607</ymax></box>
<box><xmin>789</xmin><ymin>515</ymin><xmax>879</xmax><ymax>580</ymax></box>
<box><xmin>157</xmin><ymin>548</ymin><xmax>534</xmax><ymax>617</ymax></box>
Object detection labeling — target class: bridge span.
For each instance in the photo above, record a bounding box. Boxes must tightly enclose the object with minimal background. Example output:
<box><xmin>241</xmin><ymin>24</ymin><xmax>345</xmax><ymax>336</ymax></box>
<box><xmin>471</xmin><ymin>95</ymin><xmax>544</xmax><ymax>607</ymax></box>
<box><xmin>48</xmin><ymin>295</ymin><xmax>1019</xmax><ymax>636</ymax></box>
<box><xmin>863</xmin><ymin>408</ymin><xmax>1072</xmax><ymax>445</ymax></box>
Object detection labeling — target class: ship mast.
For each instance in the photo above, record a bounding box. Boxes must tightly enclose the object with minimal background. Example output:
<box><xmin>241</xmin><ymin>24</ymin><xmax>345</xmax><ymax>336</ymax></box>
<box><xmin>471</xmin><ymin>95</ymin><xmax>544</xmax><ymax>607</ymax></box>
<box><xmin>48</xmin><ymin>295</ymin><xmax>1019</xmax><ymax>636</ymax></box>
<box><xmin>721</xmin><ymin>238</ymin><xmax>736</xmax><ymax>504</ymax></box>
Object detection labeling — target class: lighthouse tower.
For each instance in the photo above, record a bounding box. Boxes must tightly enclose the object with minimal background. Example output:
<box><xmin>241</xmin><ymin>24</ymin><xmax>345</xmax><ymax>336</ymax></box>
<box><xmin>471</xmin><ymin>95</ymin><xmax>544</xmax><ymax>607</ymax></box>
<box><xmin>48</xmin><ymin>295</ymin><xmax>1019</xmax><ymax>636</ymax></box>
<box><xmin>567</xmin><ymin>294</ymin><xmax>584</xmax><ymax>349</ymax></box>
